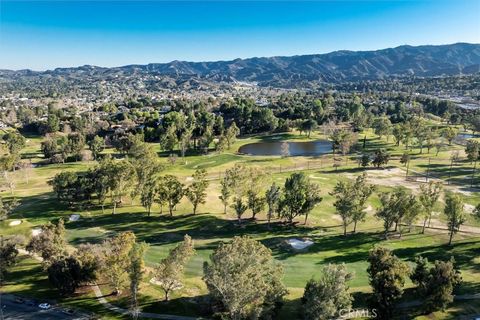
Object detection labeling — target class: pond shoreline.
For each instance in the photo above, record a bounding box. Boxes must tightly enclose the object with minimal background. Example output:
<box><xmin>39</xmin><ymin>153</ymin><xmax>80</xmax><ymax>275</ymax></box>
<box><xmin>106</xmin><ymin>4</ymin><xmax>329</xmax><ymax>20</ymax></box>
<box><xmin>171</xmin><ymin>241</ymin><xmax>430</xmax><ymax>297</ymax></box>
<box><xmin>238</xmin><ymin>140</ymin><xmax>332</xmax><ymax>156</ymax></box>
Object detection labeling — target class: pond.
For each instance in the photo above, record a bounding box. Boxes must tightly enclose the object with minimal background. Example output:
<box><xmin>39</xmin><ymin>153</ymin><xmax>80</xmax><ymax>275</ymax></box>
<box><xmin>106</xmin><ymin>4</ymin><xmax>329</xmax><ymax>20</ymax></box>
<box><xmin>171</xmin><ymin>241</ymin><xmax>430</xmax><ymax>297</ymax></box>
<box><xmin>238</xmin><ymin>140</ymin><xmax>332</xmax><ymax>156</ymax></box>
<box><xmin>457</xmin><ymin>133</ymin><xmax>478</xmax><ymax>140</ymax></box>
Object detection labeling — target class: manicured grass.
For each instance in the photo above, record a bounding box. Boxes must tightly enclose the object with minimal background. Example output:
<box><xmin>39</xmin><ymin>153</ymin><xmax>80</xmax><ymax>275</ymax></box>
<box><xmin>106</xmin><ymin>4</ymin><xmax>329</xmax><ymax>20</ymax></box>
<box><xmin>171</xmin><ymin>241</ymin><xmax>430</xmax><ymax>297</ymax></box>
<box><xmin>1</xmin><ymin>129</ymin><xmax>479</xmax><ymax>319</ymax></box>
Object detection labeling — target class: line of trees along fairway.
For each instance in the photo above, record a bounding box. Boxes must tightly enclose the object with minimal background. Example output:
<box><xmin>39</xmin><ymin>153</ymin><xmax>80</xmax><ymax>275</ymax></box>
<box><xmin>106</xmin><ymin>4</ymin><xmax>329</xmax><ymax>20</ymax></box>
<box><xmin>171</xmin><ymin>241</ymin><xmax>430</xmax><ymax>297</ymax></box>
<box><xmin>48</xmin><ymin>138</ymin><xmax>209</xmax><ymax>216</ymax></box>
<box><xmin>331</xmin><ymin>172</ymin><xmax>375</xmax><ymax>236</ymax></box>
<box><xmin>375</xmin><ymin>187</ymin><xmax>422</xmax><ymax>239</ymax></box>
<box><xmin>219</xmin><ymin>166</ymin><xmax>322</xmax><ymax>225</ymax></box>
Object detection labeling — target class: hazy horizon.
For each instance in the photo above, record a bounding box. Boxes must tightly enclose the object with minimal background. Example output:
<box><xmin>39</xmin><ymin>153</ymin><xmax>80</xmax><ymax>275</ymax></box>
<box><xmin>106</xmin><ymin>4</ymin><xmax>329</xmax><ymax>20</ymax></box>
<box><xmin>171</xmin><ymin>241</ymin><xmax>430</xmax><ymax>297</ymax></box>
<box><xmin>3</xmin><ymin>41</ymin><xmax>479</xmax><ymax>72</ymax></box>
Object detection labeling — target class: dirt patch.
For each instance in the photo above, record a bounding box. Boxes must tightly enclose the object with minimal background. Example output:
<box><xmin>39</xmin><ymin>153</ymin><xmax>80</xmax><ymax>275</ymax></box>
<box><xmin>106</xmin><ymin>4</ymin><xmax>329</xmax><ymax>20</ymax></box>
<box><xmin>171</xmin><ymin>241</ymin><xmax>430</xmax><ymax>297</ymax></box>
<box><xmin>464</xmin><ymin>204</ymin><xmax>476</xmax><ymax>213</ymax></box>
<box><xmin>308</xmin><ymin>174</ymin><xmax>327</xmax><ymax>180</ymax></box>
<box><xmin>420</xmin><ymin>218</ymin><xmax>480</xmax><ymax>234</ymax></box>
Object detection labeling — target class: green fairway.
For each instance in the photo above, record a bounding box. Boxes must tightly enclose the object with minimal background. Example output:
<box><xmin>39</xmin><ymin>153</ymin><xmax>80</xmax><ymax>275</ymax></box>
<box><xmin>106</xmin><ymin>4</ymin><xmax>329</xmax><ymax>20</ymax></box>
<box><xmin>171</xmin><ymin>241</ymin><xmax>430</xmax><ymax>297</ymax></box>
<box><xmin>1</xmin><ymin>130</ymin><xmax>479</xmax><ymax>319</ymax></box>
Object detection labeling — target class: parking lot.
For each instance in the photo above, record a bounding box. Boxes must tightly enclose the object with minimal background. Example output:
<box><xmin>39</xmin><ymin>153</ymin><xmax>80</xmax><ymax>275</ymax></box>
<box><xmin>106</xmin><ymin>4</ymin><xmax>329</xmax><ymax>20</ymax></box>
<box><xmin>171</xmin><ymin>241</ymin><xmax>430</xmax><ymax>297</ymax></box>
<box><xmin>0</xmin><ymin>294</ymin><xmax>92</xmax><ymax>320</ymax></box>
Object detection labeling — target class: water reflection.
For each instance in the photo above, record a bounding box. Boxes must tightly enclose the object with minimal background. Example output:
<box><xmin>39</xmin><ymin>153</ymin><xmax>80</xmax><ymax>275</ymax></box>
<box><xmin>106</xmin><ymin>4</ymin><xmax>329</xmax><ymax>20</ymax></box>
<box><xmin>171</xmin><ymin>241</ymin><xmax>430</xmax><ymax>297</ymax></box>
<box><xmin>238</xmin><ymin>140</ymin><xmax>332</xmax><ymax>156</ymax></box>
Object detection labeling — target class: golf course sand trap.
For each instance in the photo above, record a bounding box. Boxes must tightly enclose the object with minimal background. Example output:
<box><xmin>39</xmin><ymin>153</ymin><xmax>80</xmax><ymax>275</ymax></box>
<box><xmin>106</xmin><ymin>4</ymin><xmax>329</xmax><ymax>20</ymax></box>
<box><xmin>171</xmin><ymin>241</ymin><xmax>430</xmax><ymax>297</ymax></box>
<box><xmin>287</xmin><ymin>238</ymin><xmax>314</xmax><ymax>250</ymax></box>
<box><xmin>9</xmin><ymin>220</ymin><xmax>22</xmax><ymax>226</ymax></box>
<box><xmin>32</xmin><ymin>228</ymin><xmax>42</xmax><ymax>236</ymax></box>
<box><xmin>69</xmin><ymin>214</ymin><xmax>80</xmax><ymax>221</ymax></box>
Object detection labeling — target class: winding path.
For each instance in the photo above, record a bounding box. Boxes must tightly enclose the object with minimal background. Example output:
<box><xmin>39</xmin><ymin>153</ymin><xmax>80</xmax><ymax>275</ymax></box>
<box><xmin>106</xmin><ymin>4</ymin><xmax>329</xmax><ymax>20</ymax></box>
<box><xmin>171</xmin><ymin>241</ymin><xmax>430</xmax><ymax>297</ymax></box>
<box><xmin>91</xmin><ymin>284</ymin><xmax>202</xmax><ymax>320</ymax></box>
<box><xmin>18</xmin><ymin>249</ymin><xmax>202</xmax><ymax>319</ymax></box>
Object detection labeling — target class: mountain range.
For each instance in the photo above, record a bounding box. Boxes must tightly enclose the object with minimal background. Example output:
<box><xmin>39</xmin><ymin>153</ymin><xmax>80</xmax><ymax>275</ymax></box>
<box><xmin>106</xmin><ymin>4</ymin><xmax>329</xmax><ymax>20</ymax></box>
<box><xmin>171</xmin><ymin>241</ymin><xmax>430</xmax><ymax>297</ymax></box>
<box><xmin>2</xmin><ymin>43</ymin><xmax>480</xmax><ymax>88</ymax></box>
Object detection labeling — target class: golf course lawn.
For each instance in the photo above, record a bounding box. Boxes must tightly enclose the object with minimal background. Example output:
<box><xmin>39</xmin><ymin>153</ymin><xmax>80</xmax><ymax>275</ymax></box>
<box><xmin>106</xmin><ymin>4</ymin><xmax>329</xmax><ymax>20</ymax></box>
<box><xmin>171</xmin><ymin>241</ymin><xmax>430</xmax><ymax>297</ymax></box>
<box><xmin>1</xmin><ymin>129</ymin><xmax>479</xmax><ymax>319</ymax></box>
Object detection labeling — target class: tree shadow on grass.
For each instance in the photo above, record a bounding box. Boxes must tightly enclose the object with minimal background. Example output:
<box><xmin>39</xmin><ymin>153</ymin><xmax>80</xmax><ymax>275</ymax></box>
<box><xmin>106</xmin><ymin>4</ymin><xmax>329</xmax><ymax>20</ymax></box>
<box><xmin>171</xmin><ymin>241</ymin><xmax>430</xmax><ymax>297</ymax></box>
<box><xmin>11</xmin><ymin>192</ymin><xmax>71</xmax><ymax>221</ymax></box>
<box><xmin>68</xmin><ymin>211</ymin><xmax>329</xmax><ymax>247</ymax></box>
<box><xmin>267</xmin><ymin>231</ymin><xmax>381</xmax><ymax>261</ymax></box>
<box><xmin>392</xmin><ymin>236</ymin><xmax>480</xmax><ymax>273</ymax></box>
<box><xmin>140</xmin><ymin>294</ymin><xmax>210</xmax><ymax>317</ymax></box>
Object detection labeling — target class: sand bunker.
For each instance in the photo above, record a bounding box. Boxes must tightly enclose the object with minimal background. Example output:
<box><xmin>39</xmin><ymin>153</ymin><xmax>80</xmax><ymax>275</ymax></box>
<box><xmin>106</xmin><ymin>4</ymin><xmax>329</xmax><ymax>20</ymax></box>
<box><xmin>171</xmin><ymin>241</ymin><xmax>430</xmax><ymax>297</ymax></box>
<box><xmin>9</xmin><ymin>220</ymin><xmax>22</xmax><ymax>226</ymax></box>
<box><xmin>287</xmin><ymin>238</ymin><xmax>314</xmax><ymax>250</ymax></box>
<box><xmin>32</xmin><ymin>228</ymin><xmax>42</xmax><ymax>236</ymax></box>
<box><xmin>69</xmin><ymin>214</ymin><xmax>80</xmax><ymax>221</ymax></box>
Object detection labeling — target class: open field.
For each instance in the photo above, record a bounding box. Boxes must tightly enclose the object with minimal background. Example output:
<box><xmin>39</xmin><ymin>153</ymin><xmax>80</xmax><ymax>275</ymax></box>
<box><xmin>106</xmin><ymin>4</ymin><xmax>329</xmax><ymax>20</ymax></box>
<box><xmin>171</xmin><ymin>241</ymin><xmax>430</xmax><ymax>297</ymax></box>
<box><xmin>1</xmin><ymin>129</ymin><xmax>479</xmax><ymax>319</ymax></box>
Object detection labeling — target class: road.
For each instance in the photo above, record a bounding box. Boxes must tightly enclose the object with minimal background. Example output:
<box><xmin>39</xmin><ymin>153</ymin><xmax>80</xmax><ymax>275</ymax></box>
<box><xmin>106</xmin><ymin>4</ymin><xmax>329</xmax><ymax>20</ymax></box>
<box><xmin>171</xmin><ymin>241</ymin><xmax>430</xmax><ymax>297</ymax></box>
<box><xmin>0</xmin><ymin>294</ymin><xmax>90</xmax><ymax>320</ymax></box>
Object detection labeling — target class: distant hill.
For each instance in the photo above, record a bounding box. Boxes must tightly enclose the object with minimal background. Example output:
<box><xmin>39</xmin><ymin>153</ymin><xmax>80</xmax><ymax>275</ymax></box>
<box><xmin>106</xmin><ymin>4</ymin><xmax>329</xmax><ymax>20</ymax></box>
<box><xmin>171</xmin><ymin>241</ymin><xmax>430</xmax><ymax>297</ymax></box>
<box><xmin>2</xmin><ymin>43</ymin><xmax>480</xmax><ymax>87</ymax></box>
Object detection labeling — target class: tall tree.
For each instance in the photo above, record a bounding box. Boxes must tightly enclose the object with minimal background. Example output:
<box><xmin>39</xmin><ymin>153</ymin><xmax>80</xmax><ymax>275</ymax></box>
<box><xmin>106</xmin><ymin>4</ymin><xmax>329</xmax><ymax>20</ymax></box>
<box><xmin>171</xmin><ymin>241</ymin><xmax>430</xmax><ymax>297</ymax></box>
<box><xmin>351</xmin><ymin>173</ymin><xmax>375</xmax><ymax>233</ymax></box>
<box><xmin>162</xmin><ymin>175</ymin><xmax>184</xmax><ymax>216</ymax></box>
<box><xmin>128</xmin><ymin>242</ymin><xmax>148</xmax><ymax>318</ymax></box>
<box><xmin>442</xmin><ymin>127</ymin><xmax>458</xmax><ymax>145</ymax></box>
<box><xmin>109</xmin><ymin>160</ymin><xmax>136</xmax><ymax>214</ymax></box>
<box><xmin>219</xmin><ymin>176</ymin><xmax>232</xmax><ymax>214</ymax></box>
<box><xmin>375</xmin><ymin>189</ymin><xmax>402</xmax><ymax>239</ymax></box>
<box><xmin>100</xmin><ymin>231</ymin><xmax>136</xmax><ymax>295</ymax></box>
<box><xmin>372</xmin><ymin>116</ymin><xmax>392</xmax><ymax>140</ymax></box>
<box><xmin>247</xmin><ymin>190</ymin><xmax>265</xmax><ymax>220</ymax></box>
<box><xmin>220</xmin><ymin>164</ymin><xmax>248</xmax><ymax>215</ymax></box>
<box><xmin>279</xmin><ymin>172</ymin><xmax>322</xmax><ymax>224</ymax></box>
<box><xmin>153</xmin><ymin>235</ymin><xmax>195</xmax><ymax>301</ymax></box>
<box><xmin>140</xmin><ymin>178</ymin><xmax>157</xmax><ymax>216</ymax></box>
<box><xmin>444</xmin><ymin>193</ymin><xmax>466</xmax><ymax>245</ymax></box>
<box><xmin>0</xmin><ymin>241</ymin><xmax>18</xmax><ymax>283</ymax></box>
<box><xmin>2</xmin><ymin>132</ymin><xmax>25</xmax><ymax>155</ymax></box>
<box><xmin>88</xmin><ymin>135</ymin><xmax>105</xmax><ymax>160</ymax></box>
<box><xmin>302</xmin><ymin>264</ymin><xmax>353</xmax><ymax>320</ymax></box>
<box><xmin>367</xmin><ymin>247</ymin><xmax>409</xmax><ymax>320</ymax></box>
<box><xmin>225</xmin><ymin>122</ymin><xmax>240</xmax><ymax>148</ymax></box>
<box><xmin>203</xmin><ymin>236</ymin><xmax>287</xmax><ymax>320</ymax></box>
<box><xmin>128</xmin><ymin>141</ymin><xmax>162</xmax><ymax>203</ymax></box>
<box><xmin>372</xmin><ymin>149</ymin><xmax>390</xmax><ymax>168</ymax></box>
<box><xmin>47</xmin><ymin>256</ymin><xmax>85</xmax><ymax>295</ymax></box>
<box><xmin>26</xmin><ymin>219</ymin><xmax>67</xmax><ymax>263</ymax></box>
<box><xmin>392</xmin><ymin>124</ymin><xmax>403</xmax><ymax>146</ymax></box>
<box><xmin>419</xmin><ymin>181</ymin><xmax>443</xmax><ymax>233</ymax></box>
<box><xmin>231</xmin><ymin>197</ymin><xmax>248</xmax><ymax>224</ymax></box>
<box><xmin>185</xmin><ymin>169</ymin><xmax>209</xmax><ymax>215</ymax></box>
<box><xmin>265</xmin><ymin>183</ymin><xmax>281</xmax><ymax>227</ymax></box>
<box><xmin>331</xmin><ymin>173</ymin><xmax>374</xmax><ymax>235</ymax></box>
<box><xmin>331</xmin><ymin>180</ymin><xmax>356</xmax><ymax>236</ymax></box>
<box><xmin>411</xmin><ymin>256</ymin><xmax>461</xmax><ymax>312</ymax></box>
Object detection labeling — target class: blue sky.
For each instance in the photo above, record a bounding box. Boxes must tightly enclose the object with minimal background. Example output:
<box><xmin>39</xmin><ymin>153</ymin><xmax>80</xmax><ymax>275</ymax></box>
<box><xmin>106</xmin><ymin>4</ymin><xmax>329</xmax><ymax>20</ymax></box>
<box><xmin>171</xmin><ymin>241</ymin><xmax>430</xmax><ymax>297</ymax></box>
<box><xmin>1</xmin><ymin>1</ymin><xmax>479</xmax><ymax>70</ymax></box>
